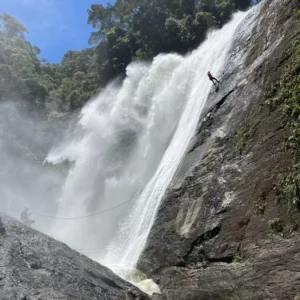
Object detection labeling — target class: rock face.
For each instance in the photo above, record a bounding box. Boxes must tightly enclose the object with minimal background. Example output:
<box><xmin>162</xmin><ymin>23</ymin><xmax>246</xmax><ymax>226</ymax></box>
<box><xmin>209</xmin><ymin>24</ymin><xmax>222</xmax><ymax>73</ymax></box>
<box><xmin>0</xmin><ymin>213</ymin><xmax>150</xmax><ymax>300</ymax></box>
<box><xmin>138</xmin><ymin>0</ymin><xmax>300</xmax><ymax>299</ymax></box>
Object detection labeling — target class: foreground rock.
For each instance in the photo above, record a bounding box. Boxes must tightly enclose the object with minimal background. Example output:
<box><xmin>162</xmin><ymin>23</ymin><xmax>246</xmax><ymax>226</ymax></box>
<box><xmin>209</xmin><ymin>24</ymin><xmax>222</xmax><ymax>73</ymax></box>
<box><xmin>139</xmin><ymin>0</ymin><xmax>300</xmax><ymax>299</ymax></box>
<box><xmin>0</xmin><ymin>213</ymin><xmax>150</xmax><ymax>300</ymax></box>
<box><xmin>158</xmin><ymin>236</ymin><xmax>300</xmax><ymax>300</ymax></box>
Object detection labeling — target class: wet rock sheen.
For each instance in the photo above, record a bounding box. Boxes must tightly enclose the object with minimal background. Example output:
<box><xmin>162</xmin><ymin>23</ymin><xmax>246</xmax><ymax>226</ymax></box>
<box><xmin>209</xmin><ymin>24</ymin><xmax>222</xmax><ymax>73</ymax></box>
<box><xmin>138</xmin><ymin>0</ymin><xmax>300</xmax><ymax>299</ymax></box>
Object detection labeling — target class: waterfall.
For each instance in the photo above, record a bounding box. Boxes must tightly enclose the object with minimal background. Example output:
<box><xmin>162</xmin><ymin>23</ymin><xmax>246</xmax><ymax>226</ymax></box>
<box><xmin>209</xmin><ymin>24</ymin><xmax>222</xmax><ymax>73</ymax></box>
<box><xmin>45</xmin><ymin>9</ymin><xmax>252</xmax><ymax>273</ymax></box>
<box><xmin>104</xmin><ymin>11</ymin><xmax>251</xmax><ymax>268</ymax></box>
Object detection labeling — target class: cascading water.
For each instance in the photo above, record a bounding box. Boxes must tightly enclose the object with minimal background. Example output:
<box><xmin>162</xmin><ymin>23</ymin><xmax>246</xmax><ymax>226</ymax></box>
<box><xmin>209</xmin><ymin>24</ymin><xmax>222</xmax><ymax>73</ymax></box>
<box><xmin>46</xmin><ymin>55</ymin><xmax>188</xmax><ymax>249</ymax></box>
<box><xmin>104</xmin><ymin>11</ymin><xmax>250</xmax><ymax>268</ymax></box>
<box><xmin>42</xmin><ymin>8</ymin><xmax>254</xmax><ymax>293</ymax></box>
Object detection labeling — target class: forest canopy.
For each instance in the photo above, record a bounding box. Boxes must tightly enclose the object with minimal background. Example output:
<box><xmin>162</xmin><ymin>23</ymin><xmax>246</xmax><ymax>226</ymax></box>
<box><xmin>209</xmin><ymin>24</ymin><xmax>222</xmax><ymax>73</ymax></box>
<box><xmin>0</xmin><ymin>0</ymin><xmax>255</xmax><ymax>113</ymax></box>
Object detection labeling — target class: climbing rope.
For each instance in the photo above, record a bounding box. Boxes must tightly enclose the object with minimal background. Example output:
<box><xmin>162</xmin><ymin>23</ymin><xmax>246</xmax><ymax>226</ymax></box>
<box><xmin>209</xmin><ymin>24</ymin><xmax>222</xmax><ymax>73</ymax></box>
<box><xmin>31</xmin><ymin>197</ymin><xmax>133</xmax><ymax>220</ymax></box>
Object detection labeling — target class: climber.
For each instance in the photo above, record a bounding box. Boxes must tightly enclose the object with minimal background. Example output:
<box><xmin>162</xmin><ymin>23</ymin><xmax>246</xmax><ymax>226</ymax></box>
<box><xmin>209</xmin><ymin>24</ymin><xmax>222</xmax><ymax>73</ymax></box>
<box><xmin>20</xmin><ymin>207</ymin><xmax>35</xmax><ymax>227</ymax></box>
<box><xmin>207</xmin><ymin>71</ymin><xmax>220</xmax><ymax>86</ymax></box>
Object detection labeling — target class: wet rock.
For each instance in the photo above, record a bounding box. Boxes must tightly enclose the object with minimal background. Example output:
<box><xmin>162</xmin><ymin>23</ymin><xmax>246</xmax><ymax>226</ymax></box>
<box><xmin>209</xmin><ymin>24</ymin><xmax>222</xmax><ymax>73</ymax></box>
<box><xmin>138</xmin><ymin>0</ymin><xmax>300</xmax><ymax>299</ymax></box>
<box><xmin>0</xmin><ymin>213</ymin><xmax>150</xmax><ymax>300</ymax></box>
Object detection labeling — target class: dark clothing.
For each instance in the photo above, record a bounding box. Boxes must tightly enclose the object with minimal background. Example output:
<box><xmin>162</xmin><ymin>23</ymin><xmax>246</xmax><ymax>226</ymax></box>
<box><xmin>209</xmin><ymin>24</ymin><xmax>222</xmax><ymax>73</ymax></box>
<box><xmin>210</xmin><ymin>77</ymin><xmax>220</xmax><ymax>85</ymax></box>
<box><xmin>207</xmin><ymin>71</ymin><xmax>220</xmax><ymax>86</ymax></box>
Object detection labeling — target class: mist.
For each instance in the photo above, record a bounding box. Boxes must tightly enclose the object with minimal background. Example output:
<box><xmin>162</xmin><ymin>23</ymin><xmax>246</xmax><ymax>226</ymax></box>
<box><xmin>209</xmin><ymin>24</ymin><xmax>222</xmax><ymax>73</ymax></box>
<box><xmin>0</xmin><ymin>100</ymin><xmax>67</xmax><ymax>235</ymax></box>
<box><xmin>38</xmin><ymin>9</ymin><xmax>252</xmax><ymax>272</ymax></box>
<box><xmin>0</xmin><ymin>9</ymin><xmax>252</xmax><ymax>274</ymax></box>
<box><xmin>45</xmin><ymin>57</ymin><xmax>187</xmax><ymax>251</ymax></box>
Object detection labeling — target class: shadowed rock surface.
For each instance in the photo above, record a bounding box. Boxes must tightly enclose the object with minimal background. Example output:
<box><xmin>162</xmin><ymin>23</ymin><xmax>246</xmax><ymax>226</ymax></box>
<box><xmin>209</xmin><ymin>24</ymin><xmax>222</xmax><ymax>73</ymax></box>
<box><xmin>138</xmin><ymin>0</ymin><xmax>300</xmax><ymax>299</ymax></box>
<box><xmin>0</xmin><ymin>213</ymin><xmax>150</xmax><ymax>300</ymax></box>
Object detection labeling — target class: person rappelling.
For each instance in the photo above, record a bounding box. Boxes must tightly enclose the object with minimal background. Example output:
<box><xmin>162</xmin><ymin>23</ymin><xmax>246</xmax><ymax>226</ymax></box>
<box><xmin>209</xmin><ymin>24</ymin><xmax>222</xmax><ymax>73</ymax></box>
<box><xmin>20</xmin><ymin>207</ymin><xmax>35</xmax><ymax>227</ymax></box>
<box><xmin>207</xmin><ymin>71</ymin><xmax>220</xmax><ymax>86</ymax></box>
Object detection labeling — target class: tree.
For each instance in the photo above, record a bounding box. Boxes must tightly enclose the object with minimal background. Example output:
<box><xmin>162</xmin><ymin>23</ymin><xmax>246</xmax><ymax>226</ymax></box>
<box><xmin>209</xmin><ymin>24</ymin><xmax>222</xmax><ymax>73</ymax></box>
<box><xmin>0</xmin><ymin>13</ymin><xmax>28</xmax><ymax>38</ymax></box>
<box><xmin>234</xmin><ymin>0</ymin><xmax>252</xmax><ymax>10</ymax></box>
<box><xmin>86</xmin><ymin>0</ymin><xmax>254</xmax><ymax>80</ymax></box>
<box><xmin>0</xmin><ymin>14</ymin><xmax>57</xmax><ymax>109</ymax></box>
<box><xmin>0</xmin><ymin>0</ymin><xmax>255</xmax><ymax>114</ymax></box>
<box><xmin>88</xmin><ymin>4</ymin><xmax>120</xmax><ymax>42</ymax></box>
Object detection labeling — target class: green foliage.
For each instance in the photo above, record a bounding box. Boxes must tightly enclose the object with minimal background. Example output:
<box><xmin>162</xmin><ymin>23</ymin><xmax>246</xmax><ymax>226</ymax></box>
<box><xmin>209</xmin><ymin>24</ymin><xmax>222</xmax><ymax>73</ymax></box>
<box><xmin>265</xmin><ymin>39</ymin><xmax>300</xmax><ymax>150</ymax></box>
<box><xmin>281</xmin><ymin>164</ymin><xmax>300</xmax><ymax>208</ymax></box>
<box><xmin>0</xmin><ymin>13</ymin><xmax>57</xmax><ymax>109</ymax></box>
<box><xmin>264</xmin><ymin>36</ymin><xmax>300</xmax><ymax>210</ymax></box>
<box><xmin>232</xmin><ymin>252</ymin><xmax>242</xmax><ymax>264</ymax></box>
<box><xmin>0</xmin><ymin>0</ymin><xmax>254</xmax><ymax>113</ymax></box>
<box><xmin>0</xmin><ymin>13</ymin><xmax>28</xmax><ymax>38</ymax></box>
<box><xmin>53</xmin><ymin>48</ymin><xmax>104</xmax><ymax>110</ymax></box>
<box><xmin>268</xmin><ymin>218</ymin><xmax>283</xmax><ymax>232</ymax></box>
<box><xmin>232</xmin><ymin>125</ymin><xmax>255</xmax><ymax>155</ymax></box>
<box><xmin>87</xmin><ymin>0</ymin><xmax>253</xmax><ymax>80</ymax></box>
<box><xmin>0</xmin><ymin>13</ymin><xmax>100</xmax><ymax>112</ymax></box>
<box><xmin>56</xmin><ymin>70</ymin><xmax>100</xmax><ymax>110</ymax></box>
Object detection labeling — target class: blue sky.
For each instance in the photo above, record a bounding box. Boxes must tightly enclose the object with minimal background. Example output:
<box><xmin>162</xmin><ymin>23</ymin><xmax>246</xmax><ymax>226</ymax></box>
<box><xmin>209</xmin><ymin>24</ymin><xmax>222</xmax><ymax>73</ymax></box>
<box><xmin>0</xmin><ymin>0</ymin><xmax>113</xmax><ymax>63</ymax></box>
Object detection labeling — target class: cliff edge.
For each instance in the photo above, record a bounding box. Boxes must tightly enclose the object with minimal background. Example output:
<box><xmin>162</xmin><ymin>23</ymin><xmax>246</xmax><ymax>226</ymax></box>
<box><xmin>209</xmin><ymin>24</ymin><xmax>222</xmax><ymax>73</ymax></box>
<box><xmin>138</xmin><ymin>0</ymin><xmax>300</xmax><ymax>299</ymax></box>
<box><xmin>0</xmin><ymin>213</ymin><xmax>150</xmax><ymax>300</ymax></box>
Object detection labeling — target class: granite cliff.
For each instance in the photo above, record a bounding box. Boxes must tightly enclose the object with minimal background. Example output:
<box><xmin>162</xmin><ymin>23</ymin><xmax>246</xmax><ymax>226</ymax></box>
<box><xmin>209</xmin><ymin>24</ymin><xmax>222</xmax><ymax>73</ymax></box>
<box><xmin>138</xmin><ymin>0</ymin><xmax>300</xmax><ymax>299</ymax></box>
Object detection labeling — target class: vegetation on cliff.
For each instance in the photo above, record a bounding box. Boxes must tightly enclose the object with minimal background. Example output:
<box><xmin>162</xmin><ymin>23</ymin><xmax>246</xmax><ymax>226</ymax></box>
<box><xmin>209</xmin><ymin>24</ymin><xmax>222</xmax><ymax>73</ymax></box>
<box><xmin>265</xmin><ymin>36</ymin><xmax>300</xmax><ymax>209</ymax></box>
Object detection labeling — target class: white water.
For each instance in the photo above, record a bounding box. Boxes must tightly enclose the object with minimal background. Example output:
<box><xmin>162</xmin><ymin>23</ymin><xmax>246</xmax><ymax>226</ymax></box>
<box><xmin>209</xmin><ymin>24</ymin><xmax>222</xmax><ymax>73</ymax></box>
<box><xmin>43</xmin><ymin>10</ymin><xmax>249</xmax><ymax>278</ymax></box>
<box><xmin>104</xmin><ymin>11</ymin><xmax>249</xmax><ymax>268</ymax></box>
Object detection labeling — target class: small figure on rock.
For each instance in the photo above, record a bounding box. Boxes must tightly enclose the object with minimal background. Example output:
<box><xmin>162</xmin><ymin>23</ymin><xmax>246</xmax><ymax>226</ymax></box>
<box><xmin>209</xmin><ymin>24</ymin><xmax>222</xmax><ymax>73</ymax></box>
<box><xmin>207</xmin><ymin>71</ymin><xmax>220</xmax><ymax>86</ymax></box>
<box><xmin>20</xmin><ymin>207</ymin><xmax>35</xmax><ymax>227</ymax></box>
